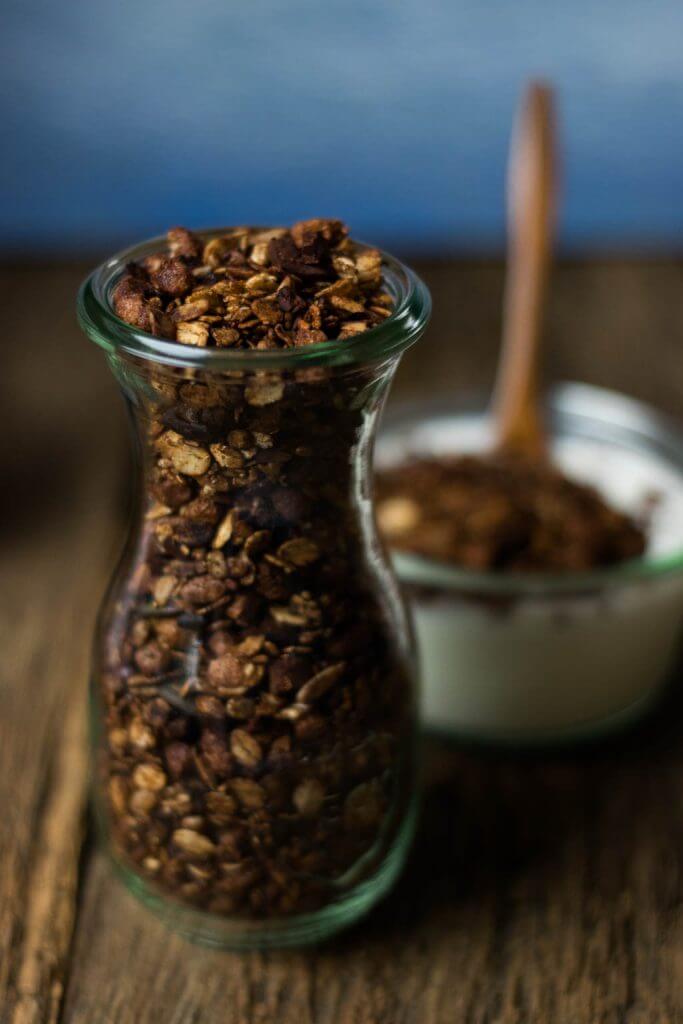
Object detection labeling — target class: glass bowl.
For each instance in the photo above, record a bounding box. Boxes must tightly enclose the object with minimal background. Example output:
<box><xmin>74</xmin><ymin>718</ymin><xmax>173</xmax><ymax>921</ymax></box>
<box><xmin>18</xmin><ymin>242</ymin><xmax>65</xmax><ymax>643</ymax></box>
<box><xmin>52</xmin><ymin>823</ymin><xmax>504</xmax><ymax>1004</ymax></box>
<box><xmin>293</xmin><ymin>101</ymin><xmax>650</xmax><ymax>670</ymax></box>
<box><xmin>376</xmin><ymin>382</ymin><xmax>683</xmax><ymax>745</ymax></box>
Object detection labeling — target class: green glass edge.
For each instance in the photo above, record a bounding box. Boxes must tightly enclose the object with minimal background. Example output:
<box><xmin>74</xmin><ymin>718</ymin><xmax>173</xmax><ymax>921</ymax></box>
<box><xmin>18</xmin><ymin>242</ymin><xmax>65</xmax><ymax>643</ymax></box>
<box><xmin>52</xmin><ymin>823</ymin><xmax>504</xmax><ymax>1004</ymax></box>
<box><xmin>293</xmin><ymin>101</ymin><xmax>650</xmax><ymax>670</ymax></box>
<box><xmin>392</xmin><ymin>532</ymin><xmax>683</xmax><ymax>596</ymax></box>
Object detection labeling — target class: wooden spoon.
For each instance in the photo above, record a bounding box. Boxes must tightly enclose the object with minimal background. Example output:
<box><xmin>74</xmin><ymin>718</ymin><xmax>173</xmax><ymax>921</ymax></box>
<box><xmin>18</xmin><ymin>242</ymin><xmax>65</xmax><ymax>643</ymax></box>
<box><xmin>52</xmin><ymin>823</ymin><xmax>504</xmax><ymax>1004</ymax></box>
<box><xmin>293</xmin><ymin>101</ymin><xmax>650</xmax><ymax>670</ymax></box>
<box><xmin>491</xmin><ymin>80</ymin><xmax>557</xmax><ymax>459</ymax></box>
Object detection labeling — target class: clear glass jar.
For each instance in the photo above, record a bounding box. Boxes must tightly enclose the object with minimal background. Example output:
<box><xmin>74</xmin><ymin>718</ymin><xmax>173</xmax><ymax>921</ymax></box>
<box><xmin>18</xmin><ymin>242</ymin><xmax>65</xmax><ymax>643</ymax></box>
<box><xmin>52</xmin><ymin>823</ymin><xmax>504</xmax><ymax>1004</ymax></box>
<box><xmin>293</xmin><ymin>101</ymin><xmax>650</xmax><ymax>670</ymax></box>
<box><xmin>77</xmin><ymin>231</ymin><xmax>431</xmax><ymax>948</ymax></box>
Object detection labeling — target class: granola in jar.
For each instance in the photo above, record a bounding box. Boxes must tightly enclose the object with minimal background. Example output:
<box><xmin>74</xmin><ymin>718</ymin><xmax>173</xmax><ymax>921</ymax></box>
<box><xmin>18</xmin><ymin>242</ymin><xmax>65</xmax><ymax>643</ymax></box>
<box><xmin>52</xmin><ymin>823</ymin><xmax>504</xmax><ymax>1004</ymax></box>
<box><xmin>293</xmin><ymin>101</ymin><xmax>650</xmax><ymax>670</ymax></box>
<box><xmin>79</xmin><ymin>220</ymin><xmax>431</xmax><ymax>944</ymax></box>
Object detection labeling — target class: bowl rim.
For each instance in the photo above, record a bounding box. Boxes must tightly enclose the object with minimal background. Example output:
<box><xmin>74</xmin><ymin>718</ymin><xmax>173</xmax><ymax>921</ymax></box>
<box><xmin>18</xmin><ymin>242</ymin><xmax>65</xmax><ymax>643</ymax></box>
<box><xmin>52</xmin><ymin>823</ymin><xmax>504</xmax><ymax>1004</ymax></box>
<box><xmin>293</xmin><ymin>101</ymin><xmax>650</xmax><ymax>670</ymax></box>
<box><xmin>377</xmin><ymin>382</ymin><xmax>683</xmax><ymax>595</ymax></box>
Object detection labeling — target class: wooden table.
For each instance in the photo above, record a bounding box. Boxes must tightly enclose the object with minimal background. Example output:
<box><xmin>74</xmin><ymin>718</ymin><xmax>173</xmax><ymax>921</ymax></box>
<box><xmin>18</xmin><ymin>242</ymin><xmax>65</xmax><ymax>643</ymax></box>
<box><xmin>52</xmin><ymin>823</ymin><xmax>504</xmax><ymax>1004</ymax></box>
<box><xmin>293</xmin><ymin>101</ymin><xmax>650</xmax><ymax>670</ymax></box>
<box><xmin>2</xmin><ymin>259</ymin><xmax>683</xmax><ymax>1024</ymax></box>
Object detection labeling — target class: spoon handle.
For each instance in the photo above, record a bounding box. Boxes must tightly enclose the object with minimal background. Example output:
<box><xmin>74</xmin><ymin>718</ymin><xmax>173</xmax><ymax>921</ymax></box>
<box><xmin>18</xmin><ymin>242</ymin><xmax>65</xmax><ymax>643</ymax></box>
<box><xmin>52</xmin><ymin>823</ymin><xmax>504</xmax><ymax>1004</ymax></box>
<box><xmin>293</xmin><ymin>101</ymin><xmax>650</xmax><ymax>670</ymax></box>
<box><xmin>492</xmin><ymin>80</ymin><xmax>557</xmax><ymax>458</ymax></box>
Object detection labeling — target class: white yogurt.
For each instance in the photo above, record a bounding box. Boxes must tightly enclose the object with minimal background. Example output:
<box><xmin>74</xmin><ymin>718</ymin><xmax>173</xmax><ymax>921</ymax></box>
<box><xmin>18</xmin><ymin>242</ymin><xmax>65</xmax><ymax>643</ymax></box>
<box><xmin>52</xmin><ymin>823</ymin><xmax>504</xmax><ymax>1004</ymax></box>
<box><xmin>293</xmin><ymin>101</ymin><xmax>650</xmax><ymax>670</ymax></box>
<box><xmin>379</xmin><ymin>405</ymin><xmax>683</xmax><ymax>743</ymax></box>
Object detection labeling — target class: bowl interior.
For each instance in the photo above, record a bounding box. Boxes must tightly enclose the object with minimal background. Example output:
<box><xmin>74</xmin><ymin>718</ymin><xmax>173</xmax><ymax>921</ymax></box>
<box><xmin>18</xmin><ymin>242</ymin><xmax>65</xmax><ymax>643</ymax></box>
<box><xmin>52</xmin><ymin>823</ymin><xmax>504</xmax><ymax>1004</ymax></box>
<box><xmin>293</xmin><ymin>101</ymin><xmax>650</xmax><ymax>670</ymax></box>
<box><xmin>375</xmin><ymin>382</ymin><xmax>683</xmax><ymax>595</ymax></box>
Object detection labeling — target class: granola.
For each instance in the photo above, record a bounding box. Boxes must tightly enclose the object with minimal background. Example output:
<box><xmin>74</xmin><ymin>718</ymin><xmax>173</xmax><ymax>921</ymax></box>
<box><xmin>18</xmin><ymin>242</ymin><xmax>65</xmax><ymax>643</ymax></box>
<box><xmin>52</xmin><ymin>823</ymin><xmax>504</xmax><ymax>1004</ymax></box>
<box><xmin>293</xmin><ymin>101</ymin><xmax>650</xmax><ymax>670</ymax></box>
<box><xmin>376</xmin><ymin>452</ymin><xmax>647</xmax><ymax>571</ymax></box>
<box><xmin>112</xmin><ymin>220</ymin><xmax>392</xmax><ymax>349</ymax></box>
<box><xmin>97</xmin><ymin>221</ymin><xmax>414</xmax><ymax>920</ymax></box>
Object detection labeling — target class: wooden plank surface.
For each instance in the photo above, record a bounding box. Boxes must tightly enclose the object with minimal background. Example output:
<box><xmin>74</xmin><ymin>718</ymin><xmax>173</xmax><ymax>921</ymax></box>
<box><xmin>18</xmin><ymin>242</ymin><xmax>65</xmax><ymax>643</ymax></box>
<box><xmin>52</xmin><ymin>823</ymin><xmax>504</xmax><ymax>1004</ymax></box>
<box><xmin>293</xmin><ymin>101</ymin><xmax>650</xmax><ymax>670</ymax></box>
<box><xmin>1</xmin><ymin>259</ymin><xmax>682</xmax><ymax>1024</ymax></box>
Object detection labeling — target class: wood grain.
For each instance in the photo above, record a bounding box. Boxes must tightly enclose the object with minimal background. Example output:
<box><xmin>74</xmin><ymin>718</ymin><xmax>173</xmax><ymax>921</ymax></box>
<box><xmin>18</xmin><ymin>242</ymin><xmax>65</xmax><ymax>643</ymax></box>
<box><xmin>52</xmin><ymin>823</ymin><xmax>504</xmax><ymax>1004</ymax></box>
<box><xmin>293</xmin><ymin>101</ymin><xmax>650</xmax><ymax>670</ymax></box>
<box><xmin>0</xmin><ymin>259</ymin><xmax>682</xmax><ymax>1024</ymax></box>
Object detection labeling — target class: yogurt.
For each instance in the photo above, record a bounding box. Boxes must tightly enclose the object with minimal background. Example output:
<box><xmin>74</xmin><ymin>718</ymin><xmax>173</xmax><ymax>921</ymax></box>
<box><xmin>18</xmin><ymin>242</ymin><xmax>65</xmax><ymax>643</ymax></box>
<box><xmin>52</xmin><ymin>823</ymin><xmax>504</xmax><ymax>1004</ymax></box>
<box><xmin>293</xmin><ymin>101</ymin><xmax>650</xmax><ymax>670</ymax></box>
<box><xmin>377</xmin><ymin>387</ymin><xmax>683</xmax><ymax>743</ymax></box>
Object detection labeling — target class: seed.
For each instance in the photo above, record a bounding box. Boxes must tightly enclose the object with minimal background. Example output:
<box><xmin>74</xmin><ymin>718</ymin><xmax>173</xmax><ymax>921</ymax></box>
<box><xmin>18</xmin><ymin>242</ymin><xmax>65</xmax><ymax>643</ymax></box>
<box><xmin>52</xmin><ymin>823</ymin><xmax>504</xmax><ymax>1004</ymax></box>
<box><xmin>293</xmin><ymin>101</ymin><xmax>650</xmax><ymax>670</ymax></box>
<box><xmin>127</xmin><ymin>719</ymin><xmax>156</xmax><ymax>751</ymax></box>
<box><xmin>180</xmin><ymin>815</ymin><xmax>205</xmax><ymax>831</ymax></box>
<box><xmin>160</xmin><ymin>789</ymin><xmax>192</xmax><ymax>818</ymax></box>
<box><xmin>230</xmin><ymin>729</ymin><xmax>262</xmax><ymax>769</ymax></box>
<box><xmin>277</xmin><ymin>538</ymin><xmax>320</xmax><ymax>567</ymax></box>
<box><xmin>153</xmin><ymin>575</ymin><xmax>176</xmax><ymax>605</ymax></box>
<box><xmin>344</xmin><ymin>781</ymin><xmax>384</xmax><ymax>830</ymax></box>
<box><xmin>270</xmin><ymin>606</ymin><xmax>307</xmax><ymax>627</ymax></box>
<box><xmin>297</xmin><ymin>663</ymin><xmax>345</xmax><ymax>703</ymax></box>
<box><xmin>172</xmin><ymin>299</ymin><xmax>210</xmax><ymax>322</ymax></box>
<box><xmin>212</xmin><ymin>510</ymin><xmax>234</xmax><ymax>549</ymax></box>
<box><xmin>293</xmin><ymin>779</ymin><xmax>325</xmax><ymax>817</ymax></box>
<box><xmin>109</xmin><ymin>727</ymin><xmax>128</xmax><ymax>756</ymax></box>
<box><xmin>245</xmin><ymin>272</ymin><xmax>278</xmax><ymax>295</ymax></box>
<box><xmin>205</xmin><ymin>791</ymin><xmax>237</xmax><ymax>822</ymax></box>
<box><xmin>172</xmin><ymin>828</ymin><xmax>217</xmax><ymax>859</ymax></box>
<box><xmin>230</xmin><ymin>778</ymin><xmax>265</xmax><ymax>809</ymax></box>
<box><xmin>132</xmin><ymin>764</ymin><xmax>167</xmax><ymax>792</ymax></box>
<box><xmin>108</xmin><ymin>776</ymin><xmax>128</xmax><ymax>816</ymax></box>
<box><xmin>236</xmin><ymin>635</ymin><xmax>264</xmax><ymax>656</ymax></box>
<box><xmin>129</xmin><ymin>788</ymin><xmax>158</xmax><ymax>817</ymax></box>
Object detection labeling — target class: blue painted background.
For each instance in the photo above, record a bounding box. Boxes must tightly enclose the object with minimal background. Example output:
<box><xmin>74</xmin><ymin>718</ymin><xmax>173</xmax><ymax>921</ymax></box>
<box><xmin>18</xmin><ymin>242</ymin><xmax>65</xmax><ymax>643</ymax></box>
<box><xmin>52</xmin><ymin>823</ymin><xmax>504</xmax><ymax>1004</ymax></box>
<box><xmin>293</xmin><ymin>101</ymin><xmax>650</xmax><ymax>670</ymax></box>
<box><xmin>3</xmin><ymin>0</ymin><xmax>683</xmax><ymax>254</ymax></box>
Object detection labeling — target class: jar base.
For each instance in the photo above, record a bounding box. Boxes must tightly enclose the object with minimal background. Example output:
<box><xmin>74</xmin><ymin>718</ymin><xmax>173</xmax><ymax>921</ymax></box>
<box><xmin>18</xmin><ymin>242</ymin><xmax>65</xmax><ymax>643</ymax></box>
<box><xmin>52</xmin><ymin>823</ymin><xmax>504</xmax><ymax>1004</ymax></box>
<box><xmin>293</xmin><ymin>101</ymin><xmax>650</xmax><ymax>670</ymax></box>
<box><xmin>103</xmin><ymin>796</ymin><xmax>418</xmax><ymax>950</ymax></box>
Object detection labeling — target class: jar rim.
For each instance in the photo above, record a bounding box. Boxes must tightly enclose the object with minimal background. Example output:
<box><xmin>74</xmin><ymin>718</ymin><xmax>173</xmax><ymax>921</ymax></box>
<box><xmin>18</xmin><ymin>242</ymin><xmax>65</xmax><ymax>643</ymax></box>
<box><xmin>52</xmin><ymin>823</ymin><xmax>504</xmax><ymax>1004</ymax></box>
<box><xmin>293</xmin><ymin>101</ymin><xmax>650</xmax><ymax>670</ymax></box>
<box><xmin>77</xmin><ymin>228</ymin><xmax>432</xmax><ymax>370</ymax></box>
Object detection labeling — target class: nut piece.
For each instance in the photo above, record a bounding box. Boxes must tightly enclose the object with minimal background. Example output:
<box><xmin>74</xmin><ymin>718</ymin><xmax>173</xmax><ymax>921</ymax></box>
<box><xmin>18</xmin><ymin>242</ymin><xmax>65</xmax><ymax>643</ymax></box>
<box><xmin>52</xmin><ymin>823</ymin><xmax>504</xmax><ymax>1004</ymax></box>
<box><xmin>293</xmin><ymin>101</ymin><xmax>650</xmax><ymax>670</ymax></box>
<box><xmin>158</xmin><ymin>431</ymin><xmax>211</xmax><ymax>477</ymax></box>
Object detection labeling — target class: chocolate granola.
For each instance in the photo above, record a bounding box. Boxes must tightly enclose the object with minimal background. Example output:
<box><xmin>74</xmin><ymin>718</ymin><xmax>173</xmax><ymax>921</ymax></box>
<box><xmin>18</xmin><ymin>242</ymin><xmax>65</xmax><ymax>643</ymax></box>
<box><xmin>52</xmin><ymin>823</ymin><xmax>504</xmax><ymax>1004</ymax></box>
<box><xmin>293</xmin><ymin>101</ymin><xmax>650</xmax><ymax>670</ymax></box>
<box><xmin>112</xmin><ymin>219</ymin><xmax>393</xmax><ymax>349</ymax></box>
<box><xmin>376</xmin><ymin>452</ymin><xmax>646</xmax><ymax>571</ymax></box>
<box><xmin>98</xmin><ymin>221</ymin><xmax>414</xmax><ymax>920</ymax></box>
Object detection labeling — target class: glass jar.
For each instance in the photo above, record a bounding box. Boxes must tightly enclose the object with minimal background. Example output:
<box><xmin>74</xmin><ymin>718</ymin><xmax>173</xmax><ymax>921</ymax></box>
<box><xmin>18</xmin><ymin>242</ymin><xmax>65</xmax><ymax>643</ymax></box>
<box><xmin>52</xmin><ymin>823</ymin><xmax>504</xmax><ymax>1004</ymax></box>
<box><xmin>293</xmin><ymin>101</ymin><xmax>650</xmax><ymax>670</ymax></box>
<box><xmin>77</xmin><ymin>231</ymin><xmax>431</xmax><ymax>948</ymax></box>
